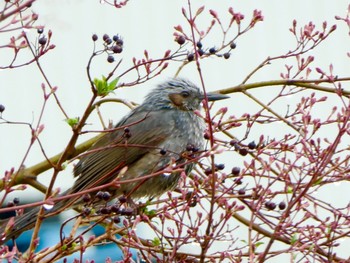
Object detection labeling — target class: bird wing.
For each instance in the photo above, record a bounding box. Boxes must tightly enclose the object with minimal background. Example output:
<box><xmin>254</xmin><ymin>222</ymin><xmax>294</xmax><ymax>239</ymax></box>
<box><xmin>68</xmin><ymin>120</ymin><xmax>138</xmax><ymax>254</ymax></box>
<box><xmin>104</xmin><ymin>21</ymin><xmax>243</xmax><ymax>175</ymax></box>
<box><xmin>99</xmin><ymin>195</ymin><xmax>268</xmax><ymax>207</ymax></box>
<box><xmin>71</xmin><ymin>108</ymin><xmax>177</xmax><ymax>193</ymax></box>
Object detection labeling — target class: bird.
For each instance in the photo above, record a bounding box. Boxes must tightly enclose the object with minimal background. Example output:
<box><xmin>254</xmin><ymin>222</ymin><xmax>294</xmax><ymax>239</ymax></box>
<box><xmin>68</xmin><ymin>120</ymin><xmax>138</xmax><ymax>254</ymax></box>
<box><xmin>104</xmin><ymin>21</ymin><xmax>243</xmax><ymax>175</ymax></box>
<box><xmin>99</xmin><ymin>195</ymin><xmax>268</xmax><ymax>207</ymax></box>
<box><xmin>0</xmin><ymin>78</ymin><xmax>229</xmax><ymax>244</ymax></box>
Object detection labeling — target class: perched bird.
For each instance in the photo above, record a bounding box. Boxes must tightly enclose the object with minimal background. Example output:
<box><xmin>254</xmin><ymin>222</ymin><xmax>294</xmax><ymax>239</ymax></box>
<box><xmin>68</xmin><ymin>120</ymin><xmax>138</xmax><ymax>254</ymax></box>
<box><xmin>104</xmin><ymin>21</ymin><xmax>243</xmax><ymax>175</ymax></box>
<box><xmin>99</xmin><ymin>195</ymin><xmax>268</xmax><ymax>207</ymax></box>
<box><xmin>0</xmin><ymin>78</ymin><xmax>229</xmax><ymax>244</ymax></box>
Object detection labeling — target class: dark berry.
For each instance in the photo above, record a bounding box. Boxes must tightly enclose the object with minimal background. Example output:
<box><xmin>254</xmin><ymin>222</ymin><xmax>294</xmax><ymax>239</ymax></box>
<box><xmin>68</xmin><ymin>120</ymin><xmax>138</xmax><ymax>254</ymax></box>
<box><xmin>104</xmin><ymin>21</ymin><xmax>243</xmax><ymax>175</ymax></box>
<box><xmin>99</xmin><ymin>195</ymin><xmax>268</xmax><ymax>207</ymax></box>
<box><xmin>204</xmin><ymin>168</ymin><xmax>212</xmax><ymax>175</ymax></box>
<box><xmin>248</xmin><ymin>141</ymin><xmax>256</xmax><ymax>150</ymax></box>
<box><xmin>124</xmin><ymin>127</ymin><xmax>130</xmax><ymax>133</ymax></box>
<box><xmin>215</xmin><ymin>163</ymin><xmax>225</xmax><ymax>170</ymax></box>
<box><xmin>279</xmin><ymin>201</ymin><xmax>286</xmax><ymax>210</ymax></box>
<box><xmin>160</xmin><ymin>149</ymin><xmax>167</xmax><ymax>155</ymax></box>
<box><xmin>118</xmin><ymin>195</ymin><xmax>127</xmax><ymax>203</ymax></box>
<box><xmin>189</xmin><ymin>199</ymin><xmax>197</xmax><ymax>207</ymax></box>
<box><xmin>96</xmin><ymin>191</ymin><xmax>104</xmax><ymax>200</ymax></box>
<box><xmin>37</xmin><ymin>28</ymin><xmax>44</xmax><ymax>34</ymax></box>
<box><xmin>223</xmin><ymin>52</ymin><xmax>230</xmax><ymax>59</ymax></box>
<box><xmin>231</xmin><ymin>167</ymin><xmax>241</xmax><ymax>175</ymax></box>
<box><xmin>105</xmin><ymin>38</ymin><xmax>112</xmax><ymax>45</ymax></box>
<box><xmin>204</xmin><ymin>133</ymin><xmax>210</xmax><ymax>140</ymax></box>
<box><xmin>13</xmin><ymin>197</ymin><xmax>20</xmax><ymax>205</ymax></box>
<box><xmin>92</xmin><ymin>34</ymin><xmax>98</xmax><ymax>41</ymax></box>
<box><xmin>187</xmin><ymin>53</ymin><xmax>194</xmax><ymax>61</ymax></box>
<box><xmin>107</xmin><ymin>55</ymin><xmax>115</xmax><ymax>63</ymax></box>
<box><xmin>112</xmin><ymin>35</ymin><xmax>119</xmax><ymax>42</ymax></box>
<box><xmin>38</xmin><ymin>37</ymin><xmax>47</xmax><ymax>45</ymax></box>
<box><xmin>196</xmin><ymin>41</ymin><xmax>203</xmax><ymax>49</ymax></box>
<box><xmin>230</xmin><ymin>42</ymin><xmax>237</xmax><ymax>49</ymax></box>
<box><xmin>176</xmin><ymin>36</ymin><xmax>186</xmax><ymax>45</ymax></box>
<box><xmin>239</xmin><ymin>148</ymin><xmax>248</xmax><ymax>156</ymax></box>
<box><xmin>234</xmin><ymin>178</ymin><xmax>242</xmax><ymax>185</ymax></box>
<box><xmin>198</xmin><ymin>49</ymin><xmax>204</xmax><ymax>56</ymax></box>
<box><xmin>82</xmin><ymin>207</ymin><xmax>91</xmax><ymax>216</ymax></box>
<box><xmin>209</xmin><ymin>47</ymin><xmax>216</xmax><ymax>54</ymax></box>
<box><xmin>116</xmin><ymin>38</ymin><xmax>123</xmax><ymax>46</ymax></box>
<box><xmin>192</xmin><ymin>147</ymin><xmax>199</xmax><ymax>152</ymax></box>
<box><xmin>186</xmin><ymin>144</ymin><xmax>194</xmax><ymax>151</ymax></box>
<box><xmin>111</xmin><ymin>204</ymin><xmax>120</xmax><ymax>213</ymax></box>
<box><xmin>7</xmin><ymin>201</ymin><xmax>14</xmax><ymax>207</ymax></box>
<box><xmin>112</xmin><ymin>45</ymin><xmax>123</xmax><ymax>53</ymax></box>
<box><xmin>265</xmin><ymin>201</ymin><xmax>276</xmax><ymax>210</ymax></box>
<box><xmin>120</xmin><ymin>207</ymin><xmax>134</xmax><ymax>216</ymax></box>
<box><xmin>269</xmin><ymin>202</ymin><xmax>276</xmax><ymax>210</ymax></box>
<box><xmin>102</xmin><ymin>192</ymin><xmax>111</xmax><ymax>201</ymax></box>
<box><xmin>229</xmin><ymin>140</ymin><xmax>237</xmax><ymax>146</ymax></box>
<box><xmin>0</xmin><ymin>104</ymin><xmax>5</xmax><ymax>113</ymax></box>
<box><xmin>238</xmin><ymin>189</ymin><xmax>245</xmax><ymax>195</ymax></box>
<box><xmin>82</xmin><ymin>194</ymin><xmax>91</xmax><ymax>203</ymax></box>
<box><xmin>100</xmin><ymin>207</ymin><xmax>111</xmax><ymax>214</ymax></box>
<box><xmin>233</xmin><ymin>143</ymin><xmax>241</xmax><ymax>151</ymax></box>
<box><xmin>113</xmin><ymin>216</ymin><xmax>121</xmax><ymax>224</ymax></box>
<box><xmin>102</xmin><ymin>34</ymin><xmax>109</xmax><ymax>41</ymax></box>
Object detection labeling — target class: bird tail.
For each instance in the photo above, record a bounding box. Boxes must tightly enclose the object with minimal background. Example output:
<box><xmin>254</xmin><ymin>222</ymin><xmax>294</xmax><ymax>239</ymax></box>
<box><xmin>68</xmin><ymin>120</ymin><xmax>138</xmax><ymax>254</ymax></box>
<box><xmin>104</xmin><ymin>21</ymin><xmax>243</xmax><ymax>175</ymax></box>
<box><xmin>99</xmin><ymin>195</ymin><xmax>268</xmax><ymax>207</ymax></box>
<box><xmin>0</xmin><ymin>198</ymin><xmax>70</xmax><ymax>246</ymax></box>
<box><xmin>0</xmin><ymin>206</ymin><xmax>42</xmax><ymax>245</ymax></box>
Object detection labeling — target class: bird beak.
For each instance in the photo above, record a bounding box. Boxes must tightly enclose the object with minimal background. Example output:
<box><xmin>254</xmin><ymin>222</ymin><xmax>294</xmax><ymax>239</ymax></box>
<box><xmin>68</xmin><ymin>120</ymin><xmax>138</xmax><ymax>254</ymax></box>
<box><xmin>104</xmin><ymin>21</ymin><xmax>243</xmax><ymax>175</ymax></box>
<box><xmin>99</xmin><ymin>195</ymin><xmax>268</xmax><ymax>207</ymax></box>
<box><xmin>202</xmin><ymin>92</ymin><xmax>230</xmax><ymax>101</ymax></box>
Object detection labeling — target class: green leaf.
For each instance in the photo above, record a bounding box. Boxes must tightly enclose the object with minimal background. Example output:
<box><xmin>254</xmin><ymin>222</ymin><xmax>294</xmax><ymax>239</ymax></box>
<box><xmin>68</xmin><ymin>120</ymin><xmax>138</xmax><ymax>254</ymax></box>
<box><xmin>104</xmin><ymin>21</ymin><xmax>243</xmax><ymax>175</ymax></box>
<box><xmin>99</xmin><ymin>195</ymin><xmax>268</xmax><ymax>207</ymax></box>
<box><xmin>255</xmin><ymin>241</ymin><xmax>264</xmax><ymax>248</ymax></box>
<box><xmin>140</xmin><ymin>204</ymin><xmax>157</xmax><ymax>217</ymax></box>
<box><xmin>152</xmin><ymin>237</ymin><xmax>161</xmax><ymax>246</ymax></box>
<box><xmin>70</xmin><ymin>242</ymin><xmax>77</xmax><ymax>250</ymax></box>
<box><xmin>145</xmin><ymin>209</ymin><xmax>157</xmax><ymax>217</ymax></box>
<box><xmin>65</xmin><ymin>117</ymin><xmax>79</xmax><ymax>127</ymax></box>
<box><xmin>290</xmin><ymin>233</ymin><xmax>298</xmax><ymax>245</ymax></box>
<box><xmin>93</xmin><ymin>76</ymin><xmax>119</xmax><ymax>96</ymax></box>
<box><xmin>313</xmin><ymin>177</ymin><xmax>323</xmax><ymax>186</ymax></box>
<box><xmin>108</xmin><ymin>77</ymin><xmax>119</xmax><ymax>90</ymax></box>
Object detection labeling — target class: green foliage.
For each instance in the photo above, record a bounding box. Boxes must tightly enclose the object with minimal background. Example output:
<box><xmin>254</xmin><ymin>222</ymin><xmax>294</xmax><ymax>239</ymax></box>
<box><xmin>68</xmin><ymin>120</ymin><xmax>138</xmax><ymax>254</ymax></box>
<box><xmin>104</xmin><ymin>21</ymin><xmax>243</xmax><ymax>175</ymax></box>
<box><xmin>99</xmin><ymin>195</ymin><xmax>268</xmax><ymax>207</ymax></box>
<box><xmin>287</xmin><ymin>186</ymin><xmax>293</xmax><ymax>194</ymax></box>
<box><xmin>65</xmin><ymin>117</ymin><xmax>79</xmax><ymax>127</ymax></box>
<box><xmin>255</xmin><ymin>241</ymin><xmax>264</xmax><ymax>248</ymax></box>
<box><xmin>152</xmin><ymin>237</ymin><xmax>161</xmax><ymax>246</ymax></box>
<box><xmin>290</xmin><ymin>233</ymin><xmax>298</xmax><ymax>245</ymax></box>
<box><xmin>93</xmin><ymin>76</ymin><xmax>119</xmax><ymax>97</ymax></box>
<box><xmin>139</xmin><ymin>202</ymin><xmax>157</xmax><ymax>218</ymax></box>
<box><xmin>313</xmin><ymin>177</ymin><xmax>323</xmax><ymax>186</ymax></box>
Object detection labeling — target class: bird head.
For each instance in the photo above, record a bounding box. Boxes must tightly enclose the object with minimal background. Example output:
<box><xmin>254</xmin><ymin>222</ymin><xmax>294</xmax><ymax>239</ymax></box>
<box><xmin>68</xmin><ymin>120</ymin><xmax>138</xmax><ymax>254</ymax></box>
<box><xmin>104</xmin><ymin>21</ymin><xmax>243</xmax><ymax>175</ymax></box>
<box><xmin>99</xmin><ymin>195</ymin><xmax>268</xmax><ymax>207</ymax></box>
<box><xmin>142</xmin><ymin>78</ymin><xmax>229</xmax><ymax>111</ymax></box>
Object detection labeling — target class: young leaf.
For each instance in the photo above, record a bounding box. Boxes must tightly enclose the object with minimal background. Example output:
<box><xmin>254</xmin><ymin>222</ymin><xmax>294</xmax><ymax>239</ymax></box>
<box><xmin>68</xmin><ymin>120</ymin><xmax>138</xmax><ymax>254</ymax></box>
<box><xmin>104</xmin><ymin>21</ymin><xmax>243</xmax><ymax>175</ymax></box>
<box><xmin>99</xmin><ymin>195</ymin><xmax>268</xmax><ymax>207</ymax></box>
<box><xmin>65</xmin><ymin>117</ymin><xmax>79</xmax><ymax>127</ymax></box>
<box><xmin>93</xmin><ymin>76</ymin><xmax>119</xmax><ymax>96</ymax></box>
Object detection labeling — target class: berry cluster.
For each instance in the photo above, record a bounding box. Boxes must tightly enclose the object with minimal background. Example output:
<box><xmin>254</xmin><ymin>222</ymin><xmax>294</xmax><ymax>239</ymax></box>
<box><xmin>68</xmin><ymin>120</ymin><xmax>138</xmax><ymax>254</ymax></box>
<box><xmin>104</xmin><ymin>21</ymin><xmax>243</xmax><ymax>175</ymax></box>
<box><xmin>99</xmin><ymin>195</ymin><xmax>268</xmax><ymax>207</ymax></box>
<box><xmin>81</xmin><ymin>192</ymin><xmax>136</xmax><ymax>224</ymax></box>
<box><xmin>175</xmin><ymin>36</ymin><xmax>236</xmax><ymax>62</ymax></box>
<box><xmin>37</xmin><ymin>28</ymin><xmax>47</xmax><ymax>46</ymax></box>
<box><xmin>186</xmin><ymin>143</ymin><xmax>199</xmax><ymax>153</ymax></box>
<box><xmin>229</xmin><ymin>139</ymin><xmax>257</xmax><ymax>157</ymax></box>
<box><xmin>36</xmin><ymin>27</ymin><xmax>54</xmax><ymax>51</ymax></box>
<box><xmin>265</xmin><ymin>201</ymin><xmax>286</xmax><ymax>211</ymax></box>
<box><xmin>92</xmin><ymin>33</ymin><xmax>124</xmax><ymax>63</ymax></box>
<box><xmin>204</xmin><ymin>163</ymin><xmax>225</xmax><ymax>175</ymax></box>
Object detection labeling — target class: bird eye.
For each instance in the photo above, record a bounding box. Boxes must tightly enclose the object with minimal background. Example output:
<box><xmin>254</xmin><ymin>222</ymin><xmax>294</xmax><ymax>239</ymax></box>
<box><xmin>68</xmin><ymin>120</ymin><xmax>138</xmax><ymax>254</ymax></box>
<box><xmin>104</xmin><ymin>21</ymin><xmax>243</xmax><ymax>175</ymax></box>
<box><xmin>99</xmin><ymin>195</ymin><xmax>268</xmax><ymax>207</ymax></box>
<box><xmin>181</xmin><ymin>91</ymin><xmax>190</xmax><ymax>98</ymax></box>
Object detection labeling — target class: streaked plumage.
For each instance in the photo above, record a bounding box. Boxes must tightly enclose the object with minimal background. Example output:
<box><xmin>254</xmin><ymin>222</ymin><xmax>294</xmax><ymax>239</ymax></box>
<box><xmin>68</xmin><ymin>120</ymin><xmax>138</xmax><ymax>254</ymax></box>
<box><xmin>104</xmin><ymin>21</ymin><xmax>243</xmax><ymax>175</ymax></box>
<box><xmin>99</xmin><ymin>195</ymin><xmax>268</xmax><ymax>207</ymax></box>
<box><xmin>0</xmin><ymin>78</ymin><xmax>228</xmax><ymax>243</ymax></box>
